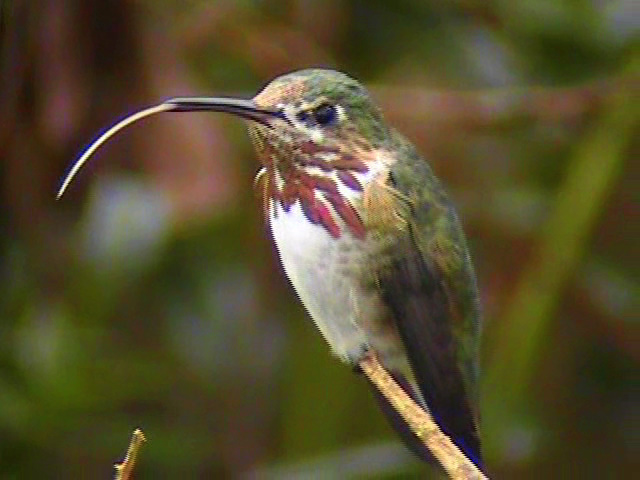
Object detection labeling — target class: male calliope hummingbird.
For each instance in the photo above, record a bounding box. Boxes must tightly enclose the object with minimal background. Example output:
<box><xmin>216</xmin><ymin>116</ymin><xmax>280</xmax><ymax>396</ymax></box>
<box><xmin>58</xmin><ymin>69</ymin><xmax>484</xmax><ymax>470</ymax></box>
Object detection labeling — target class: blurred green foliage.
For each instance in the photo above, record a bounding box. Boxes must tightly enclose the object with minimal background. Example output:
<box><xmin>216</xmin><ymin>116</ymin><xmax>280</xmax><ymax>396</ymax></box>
<box><xmin>0</xmin><ymin>0</ymin><xmax>637</xmax><ymax>477</ymax></box>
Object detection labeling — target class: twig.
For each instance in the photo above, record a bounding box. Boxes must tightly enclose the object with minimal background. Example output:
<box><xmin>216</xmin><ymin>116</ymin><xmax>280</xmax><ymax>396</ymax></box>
<box><xmin>114</xmin><ymin>428</ymin><xmax>147</xmax><ymax>480</ymax></box>
<box><xmin>359</xmin><ymin>354</ymin><xmax>487</xmax><ymax>480</ymax></box>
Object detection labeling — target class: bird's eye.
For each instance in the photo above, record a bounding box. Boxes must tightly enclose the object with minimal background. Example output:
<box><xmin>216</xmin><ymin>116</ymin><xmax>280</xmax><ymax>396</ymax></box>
<box><xmin>312</xmin><ymin>103</ymin><xmax>338</xmax><ymax>126</ymax></box>
<box><xmin>295</xmin><ymin>110</ymin><xmax>309</xmax><ymax>123</ymax></box>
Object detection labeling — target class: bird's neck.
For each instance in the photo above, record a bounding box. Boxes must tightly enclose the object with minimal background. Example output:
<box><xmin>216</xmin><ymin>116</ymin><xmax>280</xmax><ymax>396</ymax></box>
<box><xmin>252</xmin><ymin>134</ymin><xmax>396</xmax><ymax>240</ymax></box>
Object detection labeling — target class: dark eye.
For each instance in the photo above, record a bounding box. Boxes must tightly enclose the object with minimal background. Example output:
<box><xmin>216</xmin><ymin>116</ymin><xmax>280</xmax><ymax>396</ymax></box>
<box><xmin>312</xmin><ymin>103</ymin><xmax>338</xmax><ymax>126</ymax></box>
<box><xmin>295</xmin><ymin>110</ymin><xmax>309</xmax><ymax>123</ymax></box>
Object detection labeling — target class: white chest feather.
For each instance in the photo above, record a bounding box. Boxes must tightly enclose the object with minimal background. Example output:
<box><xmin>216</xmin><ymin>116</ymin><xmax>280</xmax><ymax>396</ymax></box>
<box><xmin>269</xmin><ymin>198</ymin><xmax>373</xmax><ymax>362</ymax></box>
<box><xmin>265</xmin><ymin>154</ymin><xmax>408</xmax><ymax>365</ymax></box>
<box><xmin>268</xmin><ymin>189</ymin><xmax>408</xmax><ymax>368</ymax></box>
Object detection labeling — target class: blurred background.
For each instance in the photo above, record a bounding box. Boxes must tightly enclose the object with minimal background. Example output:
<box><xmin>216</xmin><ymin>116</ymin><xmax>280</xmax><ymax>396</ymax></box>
<box><xmin>0</xmin><ymin>1</ymin><xmax>637</xmax><ymax>478</ymax></box>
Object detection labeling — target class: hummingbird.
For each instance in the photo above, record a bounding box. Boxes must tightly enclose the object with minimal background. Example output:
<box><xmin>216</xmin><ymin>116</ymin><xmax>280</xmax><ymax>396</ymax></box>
<box><xmin>58</xmin><ymin>68</ymin><xmax>483</xmax><ymax>470</ymax></box>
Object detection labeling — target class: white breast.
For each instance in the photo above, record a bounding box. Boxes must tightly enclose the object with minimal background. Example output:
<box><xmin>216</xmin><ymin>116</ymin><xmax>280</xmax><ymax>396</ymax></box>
<box><xmin>268</xmin><ymin>185</ymin><xmax>412</xmax><ymax>372</ymax></box>
<box><xmin>269</xmin><ymin>198</ymin><xmax>372</xmax><ymax>362</ymax></box>
<box><xmin>266</xmin><ymin>155</ymin><xmax>409</xmax><ymax>366</ymax></box>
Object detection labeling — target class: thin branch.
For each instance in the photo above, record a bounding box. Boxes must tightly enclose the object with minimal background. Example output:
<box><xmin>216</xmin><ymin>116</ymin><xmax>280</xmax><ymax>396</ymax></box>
<box><xmin>359</xmin><ymin>354</ymin><xmax>487</xmax><ymax>480</ymax></box>
<box><xmin>114</xmin><ymin>428</ymin><xmax>147</xmax><ymax>480</ymax></box>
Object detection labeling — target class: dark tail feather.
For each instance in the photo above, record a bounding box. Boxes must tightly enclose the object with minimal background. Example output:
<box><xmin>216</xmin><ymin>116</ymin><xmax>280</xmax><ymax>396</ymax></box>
<box><xmin>376</xmin><ymin>242</ymin><xmax>485</xmax><ymax>472</ymax></box>
<box><xmin>365</xmin><ymin>371</ymin><xmax>485</xmax><ymax>473</ymax></box>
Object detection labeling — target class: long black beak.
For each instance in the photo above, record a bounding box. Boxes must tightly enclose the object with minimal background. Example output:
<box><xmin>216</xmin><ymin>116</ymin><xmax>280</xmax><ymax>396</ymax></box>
<box><xmin>164</xmin><ymin>96</ymin><xmax>285</xmax><ymax>126</ymax></box>
<box><xmin>56</xmin><ymin>96</ymin><xmax>284</xmax><ymax>199</ymax></box>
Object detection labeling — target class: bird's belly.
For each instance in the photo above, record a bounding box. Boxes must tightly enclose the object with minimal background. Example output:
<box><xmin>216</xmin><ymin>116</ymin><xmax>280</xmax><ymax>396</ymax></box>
<box><xmin>269</xmin><ymin>199</ymin><xmax>401</xmax><ymax>365</ymax></box>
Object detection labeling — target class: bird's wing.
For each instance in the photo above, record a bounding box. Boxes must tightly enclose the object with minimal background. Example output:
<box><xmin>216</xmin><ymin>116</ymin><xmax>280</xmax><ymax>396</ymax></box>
<box><xmin>372</xmin><ymin>142</ymin><xmax>483</xmax><ymax>469</ymax></box>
